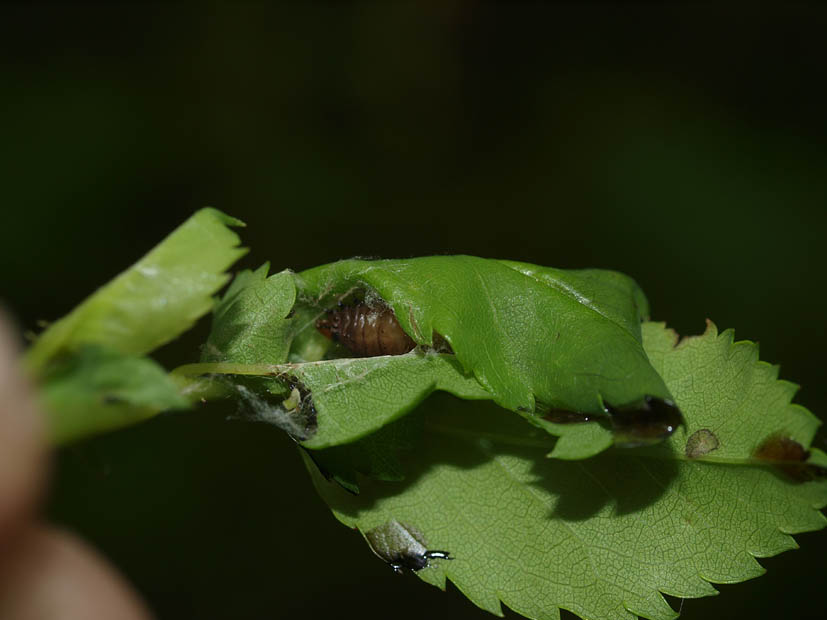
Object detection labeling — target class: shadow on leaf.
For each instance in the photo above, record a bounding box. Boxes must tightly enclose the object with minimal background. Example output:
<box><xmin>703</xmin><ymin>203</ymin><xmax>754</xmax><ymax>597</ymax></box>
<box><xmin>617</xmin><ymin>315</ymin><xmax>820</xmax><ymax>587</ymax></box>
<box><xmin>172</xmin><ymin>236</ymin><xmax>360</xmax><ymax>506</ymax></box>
<box><xmin>308</xmin><ymin>393</ymin><xmax>677</xmax><ymax>523</ymax></box>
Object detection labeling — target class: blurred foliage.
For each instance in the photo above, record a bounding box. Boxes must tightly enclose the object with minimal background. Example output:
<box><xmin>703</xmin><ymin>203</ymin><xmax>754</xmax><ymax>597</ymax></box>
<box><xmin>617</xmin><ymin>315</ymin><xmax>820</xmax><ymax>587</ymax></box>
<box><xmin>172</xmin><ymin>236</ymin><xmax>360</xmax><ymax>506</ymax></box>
<box><xmin>2</xmin><ymin>3</ymin><xmax>826</xmax><ymax>619</ymax></box>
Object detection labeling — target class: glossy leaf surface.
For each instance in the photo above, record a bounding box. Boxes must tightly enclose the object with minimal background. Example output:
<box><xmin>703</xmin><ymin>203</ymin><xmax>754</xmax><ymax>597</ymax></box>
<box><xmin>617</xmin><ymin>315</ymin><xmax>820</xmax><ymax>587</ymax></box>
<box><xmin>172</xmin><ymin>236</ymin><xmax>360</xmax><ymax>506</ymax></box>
<box><xmin>297</xmin><ymin>256</ymin><xmax>671</xmax><ymax>416</ymax></box>
<box><xmin>194</xmin><ymin>257</ymin><xmax>678</xmax><ymax>459</ymax></box>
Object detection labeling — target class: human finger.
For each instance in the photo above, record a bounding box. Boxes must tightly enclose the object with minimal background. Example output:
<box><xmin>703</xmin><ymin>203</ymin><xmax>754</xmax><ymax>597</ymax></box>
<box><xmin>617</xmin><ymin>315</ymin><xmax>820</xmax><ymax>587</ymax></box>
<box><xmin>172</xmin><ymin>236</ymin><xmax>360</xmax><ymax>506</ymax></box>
<box><xmin>0</xmin><ymin>310</ymin><xmax>47</xmax><ymax>545</ymax></box>
<box><xmin>0</xmin><ymin>525</ymin><xmax>153</xmax><ymax>620</ymax></box>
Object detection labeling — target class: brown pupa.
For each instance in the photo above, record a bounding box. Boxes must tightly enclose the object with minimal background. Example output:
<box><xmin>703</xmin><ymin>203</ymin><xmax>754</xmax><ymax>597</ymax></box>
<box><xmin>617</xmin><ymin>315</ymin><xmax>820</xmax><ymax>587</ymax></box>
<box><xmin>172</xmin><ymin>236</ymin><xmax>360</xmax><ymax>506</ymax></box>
<box><xmin>316</xmin><ymin>303</ymin><xmax>417</xmax><ymax>357</ymax></box>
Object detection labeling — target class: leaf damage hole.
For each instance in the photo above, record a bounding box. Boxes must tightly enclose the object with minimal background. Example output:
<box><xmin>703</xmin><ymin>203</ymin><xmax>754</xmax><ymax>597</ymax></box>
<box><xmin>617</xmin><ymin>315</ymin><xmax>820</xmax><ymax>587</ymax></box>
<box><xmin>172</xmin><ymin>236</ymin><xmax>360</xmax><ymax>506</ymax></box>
<box><xmin>685</xmin><ymin>428</ymin><xmax>720</xmax><ymax>459</ymax></box>
<box><xmin>542</xmin><ymin>396</ymin><xmax>684</xmax><ymax>448</ymax></box>
<box><xmin>364</xmin><ymin>520</ymin><xmax>452</xmax><ymax>574</ymax></box>
<box><xmin>607</xmin><ymin>396</ymin><xmax>684</xmax><ymax>448</ymax></box>
<box><xmin>542</xmin><ymin>410</ymin><xmax>595</xmax><ymax>424</ymax></box>
<box><xmin>276</xmin><ymin>374</ymin><xmax>318</xmax><ymax>440</ymax></box>
<box><xmin>220</xmin><ymin>374</ymin><xmax>318</xmax><ymax>442</ymax></box>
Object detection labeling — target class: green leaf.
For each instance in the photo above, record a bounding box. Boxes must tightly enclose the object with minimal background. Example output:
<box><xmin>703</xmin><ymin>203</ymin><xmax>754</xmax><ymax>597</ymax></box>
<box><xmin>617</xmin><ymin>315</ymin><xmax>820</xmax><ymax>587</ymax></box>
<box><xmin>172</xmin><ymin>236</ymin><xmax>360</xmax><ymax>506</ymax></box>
<box><xmin>642</xmin><ymin>320</ymin><xmax>822</xmax><ymax>465</ymax></box>
<box><xmin>202</xmin><ymin>263</ymin><xmax>296</xmax><ymax>365</ymax></box>
<box><xmin>185</xmin><ymin>262</ymin><xmax>490</xmax><ymax>449</ymax></box>
<box><xmin>25</xmin><ymin>208</ymin><xmax>246</xmax><ymax>374</ymax></box>
<box><xmin>296</xmin><ymin>256</ymin><xmax>671</xmax><ymax>417</ymax></box>
<box><xmin>306</xmin><ymin>410</ymin><xmax>425</xmax><ymax>494</ymax></box>
<box><xmin>293</xmin><ymin>352</ymin><xmax>490</xmax><ymax>449</ymax></box>
<box><xmin>497</xmin><ymin>260</ymin><xmax>652</xmax><ymax>339</ymax></box>
<box><xmin>174</xmin><ymin>351</ymin><xmax>491</xmax><ymax>450</ymax></box>
<box><xmin>186</xmin><ymin>257</ymin><xmax>673</xmax><ymax>460</ymax></box>
<box><xmin>306</xmin><ymin>321</ymin><xmax>827</xmax><ymax>620</ymax></box>
<box><xmin>40</xmin><ymin>346</ymin><xmax>190</xmax><ymax>443</ymax></box>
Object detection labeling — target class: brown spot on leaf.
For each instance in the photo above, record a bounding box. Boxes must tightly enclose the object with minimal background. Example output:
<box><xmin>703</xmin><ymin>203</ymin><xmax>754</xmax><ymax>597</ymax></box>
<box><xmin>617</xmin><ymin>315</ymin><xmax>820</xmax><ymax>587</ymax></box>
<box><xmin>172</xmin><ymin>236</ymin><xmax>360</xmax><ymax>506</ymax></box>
<box><xmin>685</xmin><ymin>429</ymin><xmax>719</xmax><ymax>459</ymax></box>
<box><xmin>755</xmin><ymin>435</ymin><xmax>808</xmax><ymax>462</ymax></box>
<box><xmin>754</xmin><ymin>435</ymin><xmax>827</xmax><ymax>481</ymax></box>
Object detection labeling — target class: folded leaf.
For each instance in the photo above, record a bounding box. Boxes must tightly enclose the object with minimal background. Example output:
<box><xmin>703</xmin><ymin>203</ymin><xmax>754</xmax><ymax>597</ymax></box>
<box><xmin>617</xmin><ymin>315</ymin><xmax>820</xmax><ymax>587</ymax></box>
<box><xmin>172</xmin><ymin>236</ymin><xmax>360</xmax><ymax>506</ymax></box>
<box><xmin>191</xmin><ymin>257</ymin><xmax>677</xmax><ymax>460</ymax></box>
<box><xmin>297</xmin><ymin>256</ymin><xmax>672</xmax><ymax>416</ymax></box>
<box><xmin>293</xmin><ymin>352</ymin><xmax>490</xmax><ymax>449</ymax></box>
<box><xmin>175</xmin><ymin>351</ymin><xmax>491</xmax><ymax>450</ymax></box>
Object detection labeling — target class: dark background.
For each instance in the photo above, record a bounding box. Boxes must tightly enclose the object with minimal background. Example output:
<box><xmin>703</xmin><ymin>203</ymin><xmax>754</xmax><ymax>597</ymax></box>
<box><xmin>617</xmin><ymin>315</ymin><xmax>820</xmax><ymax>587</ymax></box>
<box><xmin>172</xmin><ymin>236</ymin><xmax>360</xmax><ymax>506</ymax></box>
<box><xmin>2</xmin><ymin>3</ymin><xmax>826</xmax><ymax>619</ymax></box>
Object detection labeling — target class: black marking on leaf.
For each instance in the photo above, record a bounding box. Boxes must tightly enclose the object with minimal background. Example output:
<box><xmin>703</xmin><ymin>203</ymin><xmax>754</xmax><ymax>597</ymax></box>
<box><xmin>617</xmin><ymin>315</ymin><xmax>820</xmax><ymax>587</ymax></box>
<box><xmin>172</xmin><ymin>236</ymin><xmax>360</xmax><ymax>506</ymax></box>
<box><xmin>685</xmin><ymin>429</ymin><xmax>720</xmax><ymax>459</ymax></box>
<box><xmin>606</xmin><ymin>396</ymin><xmax>684</xmax><ymax>448</ymax></box>
<box><xmin>364</xmin><ymin>520</ymin><xmax>452</xmax><ymax>574</ymax></box>
<box><xmin>542</xmin><ymin>409</ymin><xmax>595</xmax><ymax>424</ymax></box>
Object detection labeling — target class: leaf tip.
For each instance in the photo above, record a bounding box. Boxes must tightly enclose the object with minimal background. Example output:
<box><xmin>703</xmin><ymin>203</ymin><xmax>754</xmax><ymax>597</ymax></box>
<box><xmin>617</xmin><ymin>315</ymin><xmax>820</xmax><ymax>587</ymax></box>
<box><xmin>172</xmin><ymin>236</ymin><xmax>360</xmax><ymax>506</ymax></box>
<box><xmin>197</xmin><ymin>206</ymin><xmax>246</xmax><ymax>228</ymax></box>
